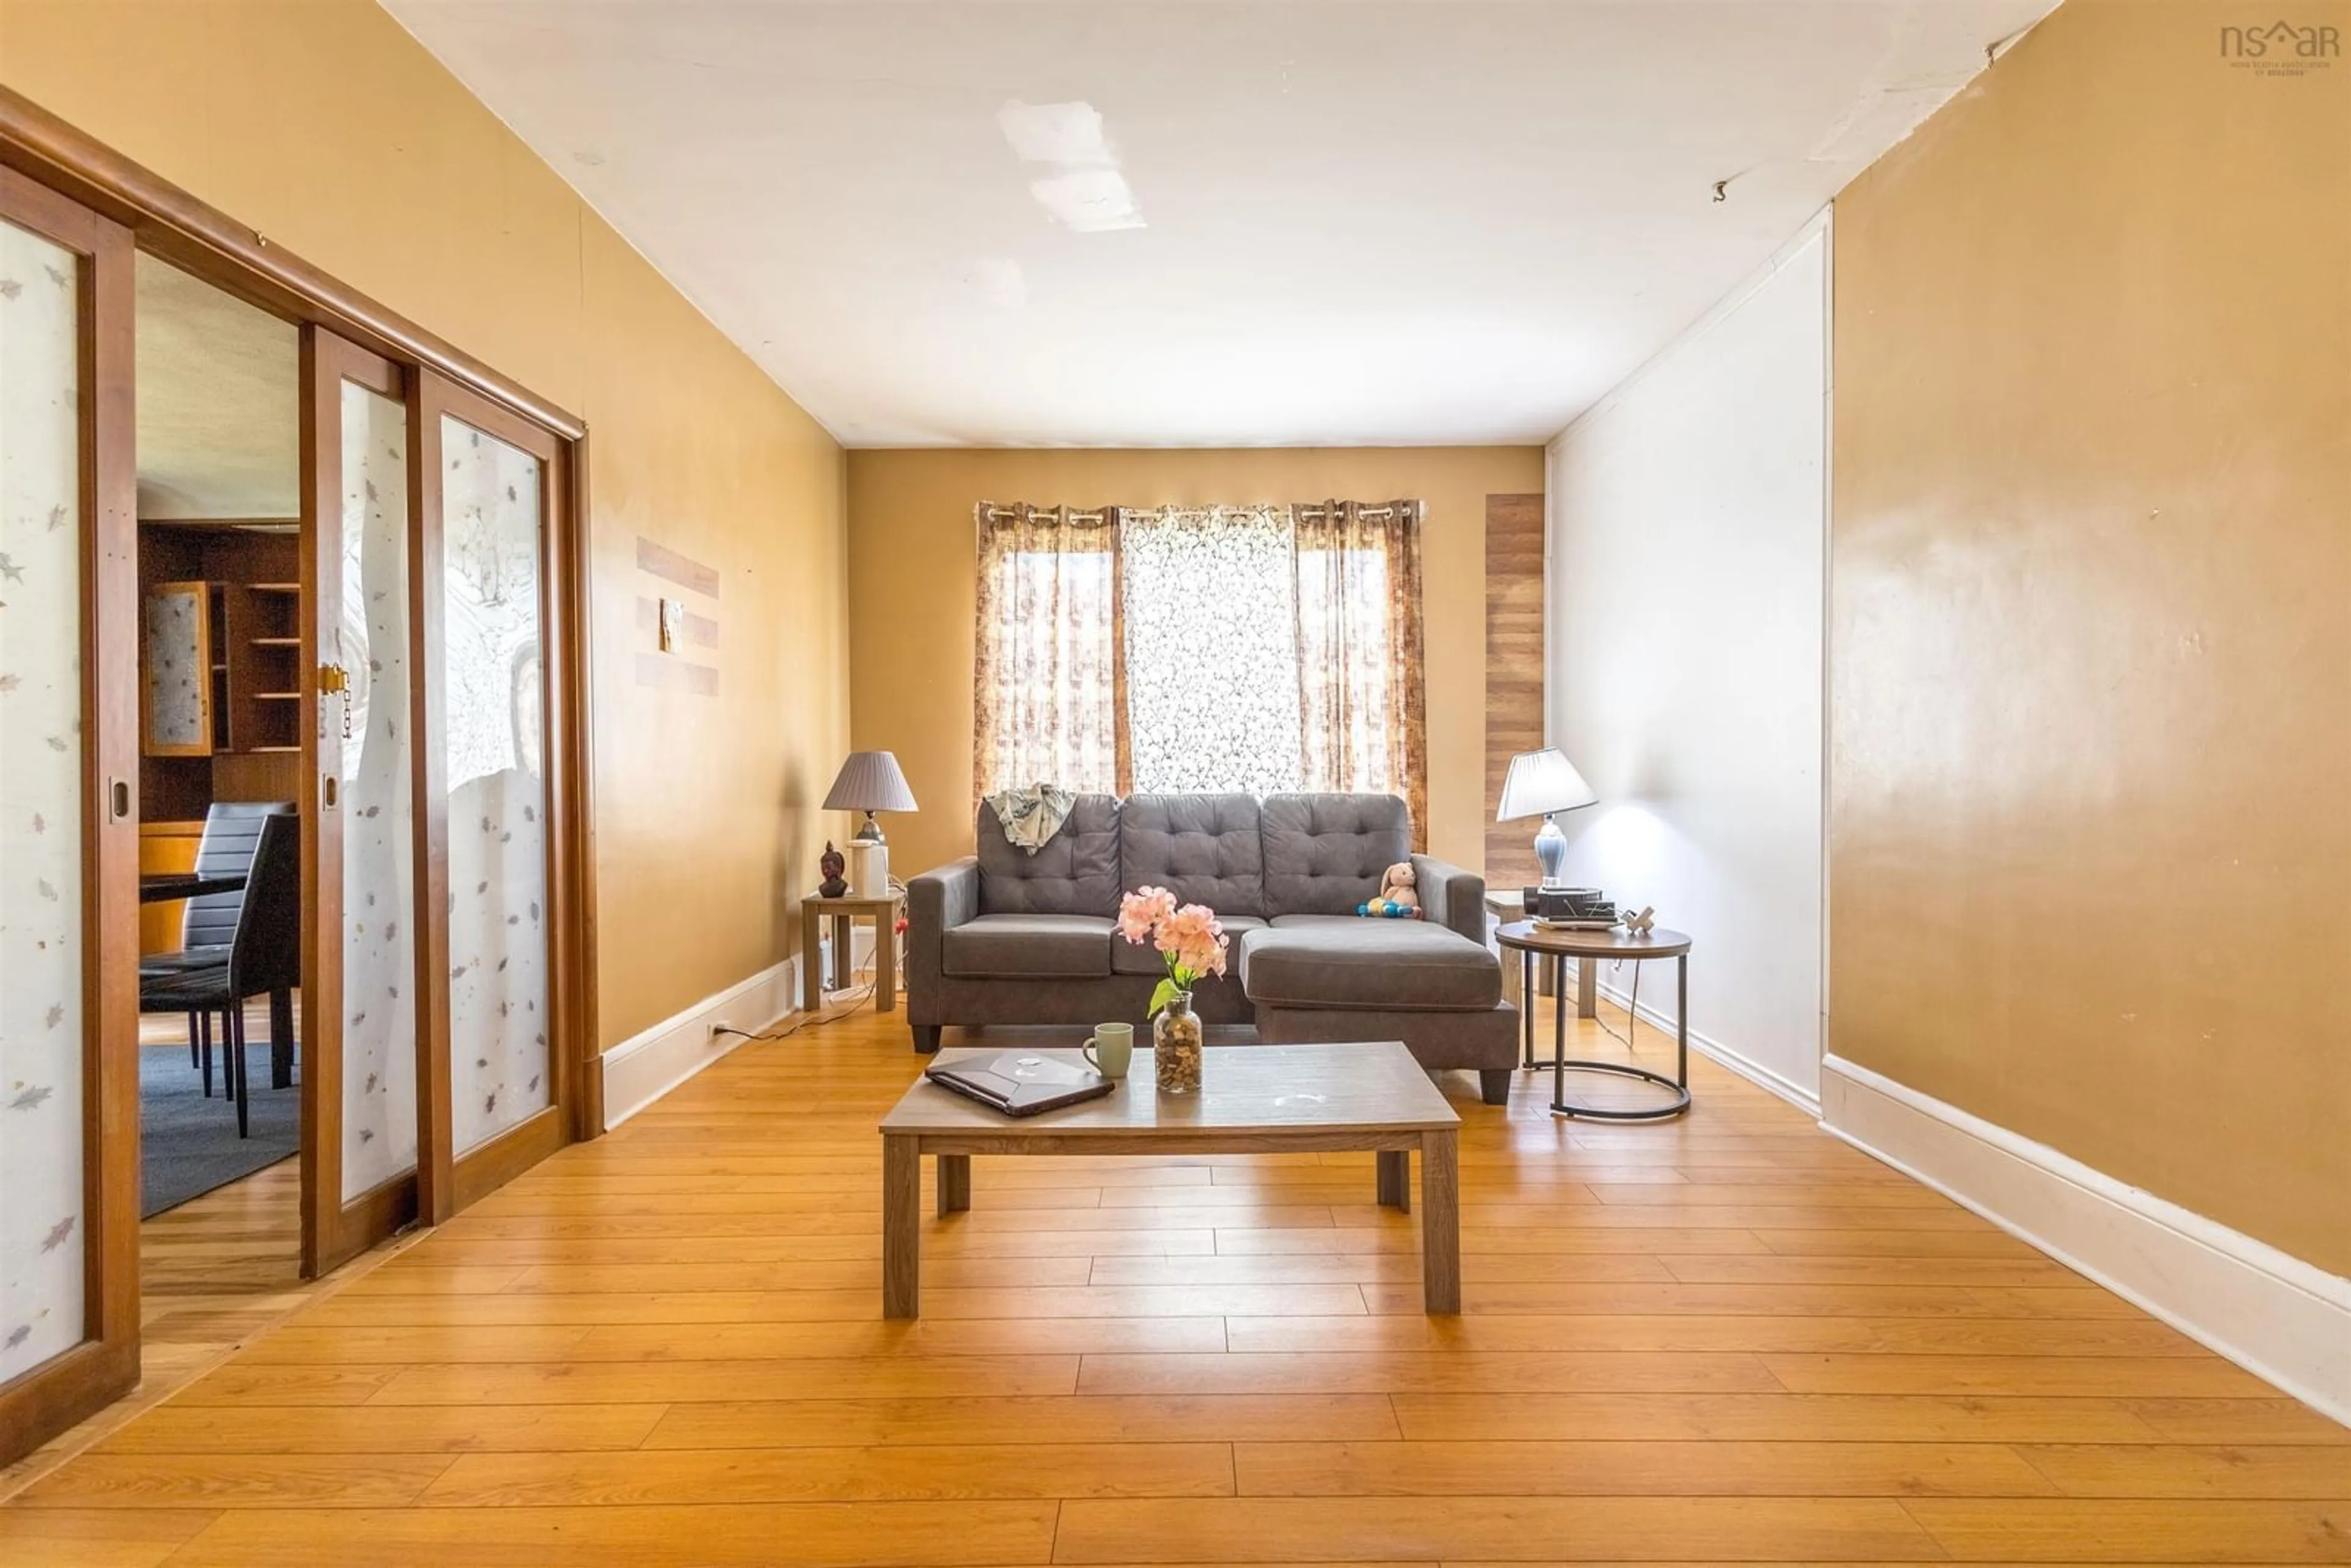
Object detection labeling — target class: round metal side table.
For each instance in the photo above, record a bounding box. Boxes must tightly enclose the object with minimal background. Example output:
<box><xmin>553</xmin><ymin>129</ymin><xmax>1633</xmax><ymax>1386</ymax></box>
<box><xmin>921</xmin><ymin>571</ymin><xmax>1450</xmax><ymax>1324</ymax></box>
<box><xmin>1494</xmin><ymin>921</ymin><xmax>1693</xmax><ymax>1122</ymax></box>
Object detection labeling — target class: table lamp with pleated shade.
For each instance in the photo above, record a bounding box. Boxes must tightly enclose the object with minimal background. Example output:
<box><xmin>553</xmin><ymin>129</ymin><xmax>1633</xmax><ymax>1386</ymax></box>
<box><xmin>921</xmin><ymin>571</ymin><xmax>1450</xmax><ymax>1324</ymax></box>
<box><xmin>823</xmin><ymin>751</ymin><xmax>918</xmax><ymax>845</ymax></box>
<box><xmin>1496</xmin><ymin>747</ymin><xmax>1597</xmax><ymax>888</ymax></box>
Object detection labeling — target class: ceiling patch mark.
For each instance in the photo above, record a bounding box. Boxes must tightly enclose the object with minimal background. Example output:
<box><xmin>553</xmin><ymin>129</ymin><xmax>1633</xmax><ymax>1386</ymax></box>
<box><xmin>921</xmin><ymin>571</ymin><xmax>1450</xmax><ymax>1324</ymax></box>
<box><xmin>997</xmin><ymin>99</ymin><xmax>1117</xmax><ymax>166</ymax></box>
<box><xmin>1027</xmin><ymin>168</ymin><xmax>1144</xmax><ymax>233</ymax></box>
<box><xmin>997</xmin><ymin>97</ymin><xmax>1145</xmax><ymax>233</ymax></box>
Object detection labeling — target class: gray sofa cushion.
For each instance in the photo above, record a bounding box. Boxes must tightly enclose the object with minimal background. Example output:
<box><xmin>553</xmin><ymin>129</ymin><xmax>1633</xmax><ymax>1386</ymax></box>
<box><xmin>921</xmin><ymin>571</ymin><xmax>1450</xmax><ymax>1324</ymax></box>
<box><xmin>1261</xmin><ymin>792</ymin><xmax>1414</xmax><ymax>916</ymax></box>
<box><xmin>942</xmin><ymin>913</ymin><xmax>1114</xmax><ymax>979</ymax></box>
<box><xmin>1240</xmin><ymin>918</ymin><xmax>1501</xmax><ymax>1012</ymax></box>
<box><xmin>977</xmin><ymin>794</ymin><xmax>1122</xmax><ymax>916</ymax></box>
<box><xmin>1119</xmin><ymin>792</ymin><xmax>1266</xmax><ymax>918</ymax></box>
<box><xmin>1111</xmin><ymin>914</ymin><xmax>1266</xmax><ymax>977</ymax></box>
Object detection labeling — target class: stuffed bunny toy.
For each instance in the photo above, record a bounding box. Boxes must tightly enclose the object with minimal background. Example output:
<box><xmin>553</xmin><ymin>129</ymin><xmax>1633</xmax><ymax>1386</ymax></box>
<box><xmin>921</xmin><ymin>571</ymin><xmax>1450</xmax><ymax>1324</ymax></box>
<box><xmin>1357</xmin><ymin>861</ymin><xmax>1422</xmax><ymax>918</ymax></box>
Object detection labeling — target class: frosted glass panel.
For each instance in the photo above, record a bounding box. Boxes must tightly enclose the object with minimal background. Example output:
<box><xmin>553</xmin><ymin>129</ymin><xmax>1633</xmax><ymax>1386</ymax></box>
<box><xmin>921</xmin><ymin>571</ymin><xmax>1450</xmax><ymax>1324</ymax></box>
<box><xmin>440</xmin><ymin>416</ymin><xmax>549</xmax><ymax>1155</ymax></box>
<box><xmin>142</xmin><ymin>585</ymin><xmax>207</xmax><ymax>750</ymax></box>
<box><xmin>0</xmin><ymin>217</ymin><xmax>88</xmax><ymax>1381</ymax></box>
<box><xmin>340</xmin><ymin>381</ymin><xmax>417</xmax><ymax>1199</ymax></box>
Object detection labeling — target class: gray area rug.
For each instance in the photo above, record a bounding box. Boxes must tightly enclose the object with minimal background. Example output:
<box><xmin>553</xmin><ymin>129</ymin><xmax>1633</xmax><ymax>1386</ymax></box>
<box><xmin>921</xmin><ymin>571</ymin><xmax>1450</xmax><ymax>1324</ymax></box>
<box><xmin>141</xmin><ymin>1043</ymin><xmax>299</xmax><ymax>1217</ymax></box>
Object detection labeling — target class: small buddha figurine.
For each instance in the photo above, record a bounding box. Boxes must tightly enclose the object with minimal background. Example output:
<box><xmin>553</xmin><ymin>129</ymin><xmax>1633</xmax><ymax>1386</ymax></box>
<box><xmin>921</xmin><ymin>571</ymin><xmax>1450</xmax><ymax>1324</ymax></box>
<box><xmin>817</xmin><ymin>841</ymin><xmax>849</xmax><ymax>899</ymax></box>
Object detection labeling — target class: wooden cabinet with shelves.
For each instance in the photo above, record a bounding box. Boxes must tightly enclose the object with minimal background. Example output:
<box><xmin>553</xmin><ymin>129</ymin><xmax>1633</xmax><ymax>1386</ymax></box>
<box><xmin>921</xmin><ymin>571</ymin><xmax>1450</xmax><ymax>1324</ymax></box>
<box><xmin>225</xmin><ymin>579</ymin><xmax>303</xmax><ymax>754</ymax></box>
<box><xmin>138</xmin><ymin>525</ymin><xmax>306</xmax><ymax>820</ymax></box>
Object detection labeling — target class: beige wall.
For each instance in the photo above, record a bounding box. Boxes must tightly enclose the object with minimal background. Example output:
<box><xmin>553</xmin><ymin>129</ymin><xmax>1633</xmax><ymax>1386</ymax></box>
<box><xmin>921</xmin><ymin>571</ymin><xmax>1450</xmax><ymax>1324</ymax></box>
<box><xmin>1830</xmin><ymin>0</ymin><xmax>2349</xmax><ymax>1271</ymax></box>
<box><xmin>0</xmin><ymin>0</ymin><xmax>850</xmax><ymax>1050</ymax></box>
<box><xmin>847</xmin><ymin>448</ymin><xmax>1544</xmax><ymax>884</ymax></box>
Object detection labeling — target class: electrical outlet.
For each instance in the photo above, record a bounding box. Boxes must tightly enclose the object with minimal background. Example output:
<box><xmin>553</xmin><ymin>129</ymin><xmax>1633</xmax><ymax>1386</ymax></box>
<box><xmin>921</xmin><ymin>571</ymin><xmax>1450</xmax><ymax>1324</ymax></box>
<box><xmin>707</xmin><ymin>1020</ymin><xmax>730</xmax><ymax>1045</ymax></box>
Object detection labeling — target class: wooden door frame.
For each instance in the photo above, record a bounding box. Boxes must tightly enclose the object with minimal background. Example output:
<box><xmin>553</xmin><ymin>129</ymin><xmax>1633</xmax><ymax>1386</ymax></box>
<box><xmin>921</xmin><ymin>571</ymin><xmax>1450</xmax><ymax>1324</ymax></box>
<box><xmin>299</xmin><ymin>331</ymin><xmax>422</xmax><ymax>1277</ymax></box>
<box><xmin>411</xmin><ymin>372</ymin><xmax>593</xmax><ymax>1223</ymax></box>
<box><xmin>0</xmin><ymin>86</ymin><xmax>600</xmax><ymax>1134</ymax></box>
<box><xmin>0</xmin><ymin>165</ymin><xmax>140</xmax><ymax>1467</ymax></box>
<box><xmin>1</xmin><ymin>91</ymin><xmax>602</xmax><ymax>1259</ymax></box>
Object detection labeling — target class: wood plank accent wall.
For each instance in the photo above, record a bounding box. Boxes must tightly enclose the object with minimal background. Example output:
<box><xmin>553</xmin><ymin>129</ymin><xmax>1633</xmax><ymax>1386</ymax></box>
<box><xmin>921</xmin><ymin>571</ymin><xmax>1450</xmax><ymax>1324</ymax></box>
<box><xmin>632</xmin><ymin>536</ymin><xmax>721</xmax><ymax>697</ymax></box>
<box><xmin>1483</xmin><ymin>492</ymin><xmax>1544</xmax><ymax>888</ymax></box>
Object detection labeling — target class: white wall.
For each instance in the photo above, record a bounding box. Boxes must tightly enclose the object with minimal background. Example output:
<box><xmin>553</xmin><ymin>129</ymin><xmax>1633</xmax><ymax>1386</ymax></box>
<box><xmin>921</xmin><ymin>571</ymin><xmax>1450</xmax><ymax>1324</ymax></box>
<box><xmin>1544</xmin><ymin>215</ymin><xmax>1828</xmax><ymax>1109</ymax></box>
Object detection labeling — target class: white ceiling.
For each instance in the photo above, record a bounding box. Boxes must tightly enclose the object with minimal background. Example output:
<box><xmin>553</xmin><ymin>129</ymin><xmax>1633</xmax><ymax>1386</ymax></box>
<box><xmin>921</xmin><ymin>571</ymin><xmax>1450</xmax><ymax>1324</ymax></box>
<box><xmin>383</xmin><ymin>0</ymin><xmax>2055</xmax><ymax>449</ymax></box>
<box><xmin>135</xmin><ymin>253</ymin><xmax>299</xmax><ymax>519</ymax></box>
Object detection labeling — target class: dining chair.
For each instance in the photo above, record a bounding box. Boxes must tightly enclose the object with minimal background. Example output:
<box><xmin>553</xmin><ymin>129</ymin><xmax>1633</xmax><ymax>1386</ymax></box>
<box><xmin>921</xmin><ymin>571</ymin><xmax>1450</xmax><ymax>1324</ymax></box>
<box><xmin>140</xmin><ymin>812</ymin><xmax>302</xmax><ymax>1138</ymax></box>
<box><xmin>141</xmin><ymin>801</ymin><xmax>293</xmax><ymax>1090</ymax></box>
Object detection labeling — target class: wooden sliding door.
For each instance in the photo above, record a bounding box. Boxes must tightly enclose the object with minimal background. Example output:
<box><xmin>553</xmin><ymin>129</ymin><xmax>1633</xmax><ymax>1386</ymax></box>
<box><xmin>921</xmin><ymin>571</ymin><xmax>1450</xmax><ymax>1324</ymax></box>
<box><xmin>411</xmin><ymin>371</ymin><xmax>587</xmax><ymax>1221</ymax></box>
<box><xmin>0</xmin><ymin>168</ymin><xmax>140</xmax><ymax>1465</ymax></box>
<box><xmin>298</xmin><ymin>329</ymin><xmax>422</xmax><ymax>1275</ymax></box>
<box><xmin>304</xmin><ymin>343</ymin><xmax>593</xmax><ymax>1253</ymax></box>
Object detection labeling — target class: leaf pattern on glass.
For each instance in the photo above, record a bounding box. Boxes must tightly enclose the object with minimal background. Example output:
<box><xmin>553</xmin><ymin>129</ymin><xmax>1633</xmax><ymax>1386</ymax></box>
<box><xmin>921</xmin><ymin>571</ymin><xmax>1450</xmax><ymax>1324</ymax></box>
<box><xmin>142</xmin><ymin>588</ymin><xmax>206</xmax><ymax>747</ymax></box>
<box><xmin>440</xmin><ymin>415</ymin><xmax>552</xmax><ymax>1158</ymax></box>
<box><xmin>2</xmin><ymin>216</ymin><xmax>87</xmax><ymax>1382</ymax></box>
<box><xmin>337</xmin><ymin>380</ymin><xmax>421</xmax><ymax>1196</ymax></box>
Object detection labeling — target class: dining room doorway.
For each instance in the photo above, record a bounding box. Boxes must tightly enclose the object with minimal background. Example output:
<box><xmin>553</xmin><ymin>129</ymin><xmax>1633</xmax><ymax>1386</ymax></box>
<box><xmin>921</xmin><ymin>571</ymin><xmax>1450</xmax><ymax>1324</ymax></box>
<box><xmin>129</xmin><ymin>252</ymin><xmax>314</xmax><ymax>1351</ymax></box>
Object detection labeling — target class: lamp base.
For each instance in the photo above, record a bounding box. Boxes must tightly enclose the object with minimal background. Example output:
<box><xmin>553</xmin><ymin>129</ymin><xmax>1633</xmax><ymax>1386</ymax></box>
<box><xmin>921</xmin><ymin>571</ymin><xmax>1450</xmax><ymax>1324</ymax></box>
<box><xmin>852</xmin><ymin>811</ymin><xmax>885</xmax><ymax>845</ymax></box>
<box><xmin>847</xmin><ymin>839</ymin><xmax>890</xmax><ymax>898</ymax></box>
<box><xmin>1533</xmin><ymin>814</ymin><xmax>1569</xmax><ymax>888</ymax></box>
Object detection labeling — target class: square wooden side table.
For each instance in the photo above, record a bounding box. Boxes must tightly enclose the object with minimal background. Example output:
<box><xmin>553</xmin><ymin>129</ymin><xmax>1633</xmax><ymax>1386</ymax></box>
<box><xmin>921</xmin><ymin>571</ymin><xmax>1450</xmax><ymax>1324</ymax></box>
<box><xmin>800</xmin><ymin>890</ymin><xmax>904</xmax><ymax>1013</ymax></box>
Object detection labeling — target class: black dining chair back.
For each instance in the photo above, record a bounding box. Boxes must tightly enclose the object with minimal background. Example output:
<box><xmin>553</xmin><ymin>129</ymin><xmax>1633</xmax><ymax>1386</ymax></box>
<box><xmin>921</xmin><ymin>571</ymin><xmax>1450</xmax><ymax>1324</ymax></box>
<box><xmin>181</xmin><ymin>801</ymin><xmax>296</xmax><ymax>952</ymax></box>
<box><xmin>227</xmin><ymin>811</ymin><xmax>304</xmax><ymax>1000</ymax></box>
<box><xmin>138</xmin><ymin>810</ymin><xmax>303</xmax><ymax>1138</ymax></box>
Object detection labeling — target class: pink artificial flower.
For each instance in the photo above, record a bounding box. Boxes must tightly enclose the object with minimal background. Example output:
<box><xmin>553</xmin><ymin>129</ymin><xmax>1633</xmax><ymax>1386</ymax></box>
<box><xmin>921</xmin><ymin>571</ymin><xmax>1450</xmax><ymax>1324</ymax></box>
<box><xmin>1117</xmin><ymin>885</ymin><xmax>1176</xmax><ymax>945</ymax></box>
<box><xmin>1183</xmin><ymin>931</ymin><xmax>1229</xmax><ymax>979</ymax></box>
<box><xmin>1159</xmin><ymin>902</ymin><xmax>1228</xmax><ymax>978</ymax></box>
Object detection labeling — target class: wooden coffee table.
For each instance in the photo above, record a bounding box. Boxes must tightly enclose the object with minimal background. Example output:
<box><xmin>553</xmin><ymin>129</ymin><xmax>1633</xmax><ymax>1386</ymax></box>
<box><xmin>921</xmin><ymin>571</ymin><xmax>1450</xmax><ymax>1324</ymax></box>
<box><xmin>877</xmin><ymin>1042</ymin><xmax>1463</xmax><ymax>1318</ymax></box>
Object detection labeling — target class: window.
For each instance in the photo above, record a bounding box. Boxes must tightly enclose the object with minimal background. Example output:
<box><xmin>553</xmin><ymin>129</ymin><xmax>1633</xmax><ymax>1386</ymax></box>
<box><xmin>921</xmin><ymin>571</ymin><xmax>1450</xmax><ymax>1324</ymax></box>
<box><xmin>1120</xmin><ymin>506</ymin><xmax>1300</xmax><ymax>795</ymax></box>
<box><xmin>972</xmin><ymin>498</ymin><xmax>1428</xmax><ymax>842</ymax></box>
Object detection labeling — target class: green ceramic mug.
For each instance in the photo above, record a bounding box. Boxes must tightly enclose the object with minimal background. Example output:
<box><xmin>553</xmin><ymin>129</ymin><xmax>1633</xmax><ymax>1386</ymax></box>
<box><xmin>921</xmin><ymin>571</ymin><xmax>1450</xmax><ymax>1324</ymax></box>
<box><xmin>1082</xmin><ymin>1022</ymin><xmax>1134</xmax><ymax>1079</ymax></box>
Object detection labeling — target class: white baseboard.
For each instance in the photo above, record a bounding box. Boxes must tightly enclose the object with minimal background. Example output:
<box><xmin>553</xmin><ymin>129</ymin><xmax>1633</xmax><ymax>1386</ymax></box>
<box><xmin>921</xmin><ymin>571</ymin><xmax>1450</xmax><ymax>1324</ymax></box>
<box><xmin>1590</xmin><ymin>974</ymin><xmax>1821</xmax><ymax>1118</ymax></box>
<box><xmin>599</xmin><ymin>957</ymin><xmax>799</xmax><ymax>1128</ymax></box>
<box><xmin>1820</xmin><ymin>1052</ymin><xmax>2351</xmax><ymax>1427</ymax></box>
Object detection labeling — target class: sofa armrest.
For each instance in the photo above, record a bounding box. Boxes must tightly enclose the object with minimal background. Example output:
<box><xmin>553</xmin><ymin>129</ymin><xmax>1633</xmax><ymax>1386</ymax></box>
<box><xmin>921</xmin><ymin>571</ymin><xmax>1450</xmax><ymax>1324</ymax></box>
<box><xmin>1412</xmin><ymin>854</ymin><xmax>1487</xmax><ymax>947</ymax></box>
<box><xmin>906</xmin><ymin>857</ymin><xmax>981</xmax><ymax>985</ymax></box>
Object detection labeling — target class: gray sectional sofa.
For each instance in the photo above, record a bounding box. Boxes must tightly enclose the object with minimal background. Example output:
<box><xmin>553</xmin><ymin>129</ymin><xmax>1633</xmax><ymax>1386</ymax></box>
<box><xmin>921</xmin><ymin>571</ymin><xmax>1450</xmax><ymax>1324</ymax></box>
<box><xmin>904</xmin><ymin>792</ymin><xmax>1520</xmax><ymax>1105</ymax></box>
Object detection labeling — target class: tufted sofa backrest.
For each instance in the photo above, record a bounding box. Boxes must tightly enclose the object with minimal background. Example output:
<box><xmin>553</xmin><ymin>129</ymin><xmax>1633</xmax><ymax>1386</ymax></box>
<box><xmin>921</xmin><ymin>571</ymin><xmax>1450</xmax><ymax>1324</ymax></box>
<box><xmin>976</xmin><ymin>794</ymin><xmax>1124</xmax><ymax>915</ymax></box>
<box><xmin>1259</xmin><ymin>793</ymin><xmax>1413</xmax><ymax>916</ymax></box>
<box><xmin>1119</xmin><ymin>793</ymin><xmax>1267</xmax><ymax>918</ymax></box>
<box><xmin>970</xmin><ymin>790</ymin><xmax>1414</xmax><ymax>920</ymax></box>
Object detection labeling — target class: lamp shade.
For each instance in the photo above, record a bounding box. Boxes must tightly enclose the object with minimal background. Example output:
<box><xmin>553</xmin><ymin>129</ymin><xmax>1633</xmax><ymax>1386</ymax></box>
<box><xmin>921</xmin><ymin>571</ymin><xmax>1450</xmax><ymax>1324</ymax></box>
<box><xmin>1496</xmin><ymin>747</ymin><xmax>1597</xmax><ymax>821</ymax></box>
<box><xmin>822</xmin><ymin>751</ymin><xmax>918</xmax><ymax>814</ymax></box>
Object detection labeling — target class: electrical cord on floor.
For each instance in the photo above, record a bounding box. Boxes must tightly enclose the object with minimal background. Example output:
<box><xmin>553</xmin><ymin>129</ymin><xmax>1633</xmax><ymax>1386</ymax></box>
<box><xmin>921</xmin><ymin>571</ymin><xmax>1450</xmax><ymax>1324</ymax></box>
<box><xmin>1589</xmin><ymin>958</ymin><xmax>1643</xmax><ymax>1054</ymax></box>
<box><xmin>712</xmin><ymin>887</ymin><xmax>910</xmax><ymax>1045</ymax></box>
<box><xmin>709</xmin><ymin>983</ymin><xmax>873</xmax><ymax>1045</ymax></box>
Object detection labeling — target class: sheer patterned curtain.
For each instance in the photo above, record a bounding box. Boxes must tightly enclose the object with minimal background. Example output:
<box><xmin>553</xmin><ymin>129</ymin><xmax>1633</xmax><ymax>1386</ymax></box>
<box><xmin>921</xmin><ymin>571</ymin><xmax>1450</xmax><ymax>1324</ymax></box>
<box><xmin>972</xmin><ymin>503</ymin><xmax>1124</xmax><ymax>802</ymax></box>
<box><xmin>1294</xmin><ymin>499</ymin><xmax>1428</xmax><ymax>848</ymax></box>
<box><xmin>970</xmin><ymin>498</ymin><xmax>1427</xmax><ymax>838</ymax></box>
<box><xmin>1119</xmin><ymin>505</ymin><xmax>1303</xmax><ymax>794</ymax></box>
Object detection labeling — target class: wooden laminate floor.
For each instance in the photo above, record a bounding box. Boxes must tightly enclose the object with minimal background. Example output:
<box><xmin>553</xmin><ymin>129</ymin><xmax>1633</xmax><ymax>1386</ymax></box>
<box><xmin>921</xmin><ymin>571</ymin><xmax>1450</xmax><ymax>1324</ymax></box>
<box><xmin>3</xmin><ymin>994</ymin><xmax>2345</xmax><ymax>1566</ymax></box>
<box><xmin>1</xmin><ymin>1002</ymin><xmax>420</xmax><ymax>1504</ymax></box>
